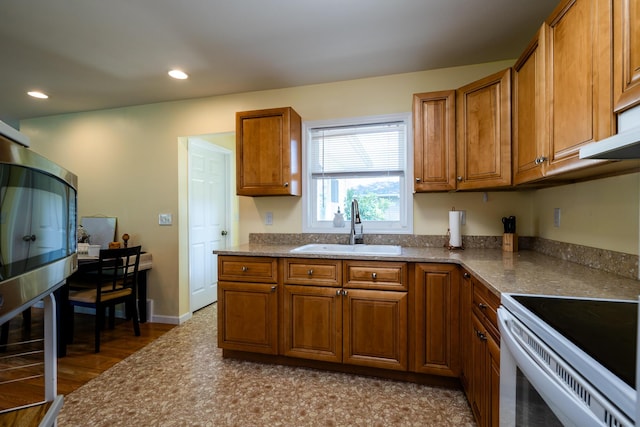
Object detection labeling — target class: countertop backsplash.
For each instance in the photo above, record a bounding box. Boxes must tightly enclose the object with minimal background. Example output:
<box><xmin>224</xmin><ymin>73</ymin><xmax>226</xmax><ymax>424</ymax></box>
<box><xmin>248</xmin><ymin>233</ymin><xmax>638</xmax><ymax>281</ymax></box>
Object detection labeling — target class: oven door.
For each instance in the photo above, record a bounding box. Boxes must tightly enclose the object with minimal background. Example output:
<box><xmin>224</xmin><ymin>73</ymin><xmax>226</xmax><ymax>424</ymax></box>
<box><xmin>498</xmin><ymin>307</ymin><xmax>632</xmax><ymax>427</ymax></box>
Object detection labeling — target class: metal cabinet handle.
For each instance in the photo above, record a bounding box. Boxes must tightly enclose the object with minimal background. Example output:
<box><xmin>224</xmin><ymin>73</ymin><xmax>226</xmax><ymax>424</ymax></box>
<box><xmin>221</xmin><ymin>230</ymin><xmax>228</xmax><ymax>236</ymax></box>
<box><xmin>535</xmin><ymin>156</ymin><xmax>548</xmax><ymax>165</ymax></box>
<box><xmin>474</xmin><ymin>328</ymin><xmax>487</xmax><ymax>341</ymax></box>
<box><xmin>307</xmin><ymin>269</ymin><xmax>313</xmax><ymax>276</ymax></box>
<box><xmin>478</xmin><ymin>303</ymin><xmax>487</xmax><ymax>310</ymax></box>
<box><xmin>415</xmin><ymin>177</ymin><xmax>421</xmax><ymax>182</ymax></box>
<box><xmin>241</xmin><ymin>266</ymin><xmax>248</xmax><ymax>272</ymax></box>
<box><xmin>371</xmin><ymin>272</ymin><xmax>377</xmax><ymax>280</ymax></box>
<box><xmin>457</xmin><ymin>176</ymin><xmax>463</xmax><ymax>182</ymax></box>
<box><xmin>343</xmin><ymin>289</ymin><xmax>348</xmax><ymax>296</ymax></box>
<box><xmin>271</xmin><ymin>286</ymin><xmax>277</xmax><ymax>292</ymax></box>
<box><xmin>463</xmin><ymin>272</ymin><xmax>470</xmax><ymax>279</ymax></box>
<box><xmin>283</xmin><ymin>182</ymin><xmax>289</xmax><ymax>187</ymax></box>
<box><xmin>336</xmin><ymin>290</ymin><xmax>341</xmax><ymax>296</ymax></box>
<box><xmin>23</xmin><ymin>234</ymin><xmax>36</xmax><ymax>242</ymax></box>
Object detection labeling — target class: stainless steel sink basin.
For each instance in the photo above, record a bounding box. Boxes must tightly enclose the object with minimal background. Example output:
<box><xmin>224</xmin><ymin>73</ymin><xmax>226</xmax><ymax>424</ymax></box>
<box><xmin>290</xmin><ymin>243</ymin><xmax>402</xmax><ymax>256</ymax></box>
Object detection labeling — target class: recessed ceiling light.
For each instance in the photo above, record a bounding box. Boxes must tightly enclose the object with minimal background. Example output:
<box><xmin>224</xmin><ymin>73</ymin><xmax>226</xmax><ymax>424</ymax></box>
<box><xmin>27</xmin><ymin>91</ymin><xmax>49</xmax><ymax>99</ymax></box>
<box><xmin>168</xmin><ymin>69</ymin><xmax>188</xmax><ymax>80</ymax></box>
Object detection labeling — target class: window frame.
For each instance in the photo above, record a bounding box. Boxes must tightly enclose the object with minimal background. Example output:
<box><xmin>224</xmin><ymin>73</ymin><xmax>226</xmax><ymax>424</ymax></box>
<box><xmin>302</xmin><ymin>112</ymin><xmax>413</xmax><ymax>234</ymax></box>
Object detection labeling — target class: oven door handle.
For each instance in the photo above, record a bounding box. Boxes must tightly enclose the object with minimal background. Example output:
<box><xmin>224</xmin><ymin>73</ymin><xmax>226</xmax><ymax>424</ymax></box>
<box><xmin>498</xmin><ymin>308</ymin><xmax>613</xmax><ymax>427</ymax></box>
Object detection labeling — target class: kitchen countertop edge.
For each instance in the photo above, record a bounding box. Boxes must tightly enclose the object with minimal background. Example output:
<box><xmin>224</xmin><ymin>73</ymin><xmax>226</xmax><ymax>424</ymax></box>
<box><xmin>215</xmin><ymin>244</ymin><xmax>640</xmax><ymax>301</ymax></box>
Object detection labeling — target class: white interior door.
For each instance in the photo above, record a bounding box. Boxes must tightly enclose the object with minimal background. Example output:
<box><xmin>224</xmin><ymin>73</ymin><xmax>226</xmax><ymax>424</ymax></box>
<box><xmin>188</xmin><ymin>139</ymin><xmax>230</xmax><ymax>312</ymax></box>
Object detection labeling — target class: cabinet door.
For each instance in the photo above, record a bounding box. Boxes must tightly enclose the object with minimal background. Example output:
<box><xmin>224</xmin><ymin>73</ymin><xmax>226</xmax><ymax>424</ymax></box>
<box><xmin>281</xmin><ymin>285</ymin><xmax>342</xmax><ymax>362</ymax></box>
<box><xmin>470</xmin><ymin>314</ymin><xmax>488</xmax><ymax>427</ymax></box>
<box><xmin>613</xmin><ymin>0</ymin><xmax>640</xmax><ymax>112</ymax></box>
<box><xmin>459</xmin><ymin>269</ymin><xmax>473</xmax><ymax>393</ymax></box>
<box><xmin>218</xmin><ymin>281</ymin><xmax>278</xmax><ymax>354</ymax></box>
<box><xmin>343</xmin><ymin>289</ymin><xmax>408</xmax><ymax>371</ymax></box>
<box><xmin>488</xmin><ymin>333</ymin><xmax>501</xmax><ymax>427</ymax></box>
<box><xmin>513</xmin><ymin>25</ymin><xmax>548</xmax><ymax>185</ymax></box>
<box><xmin>413</xmin><ymin>91</ymin><xmax>456</xmax><ymax>192</ymax></box>
<box><xmin>413</xmin><ymin>263</ymin><xmax>460</xmax><ymax>377</ymax></box>
<box><xmin>545</xmin><ymin>0</ymin><xmax>613</xmax><ymax>175</ymax></box>
<box><xmin>456</xmin><ymin>68</ymin><xmax>512</xmax><ymax>190</ymax></box>
<box><xmin>236</xmin><ymin>107</ymin><xmax>302</xmax><ymax>196</ymax></box>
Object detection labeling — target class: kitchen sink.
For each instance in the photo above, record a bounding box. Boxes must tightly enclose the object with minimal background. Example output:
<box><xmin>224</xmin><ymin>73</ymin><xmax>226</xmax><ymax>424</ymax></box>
<box><xmin>290</xmin><ymin>243</ymin><xmax>402</xmax><ymax>256</ymax></box>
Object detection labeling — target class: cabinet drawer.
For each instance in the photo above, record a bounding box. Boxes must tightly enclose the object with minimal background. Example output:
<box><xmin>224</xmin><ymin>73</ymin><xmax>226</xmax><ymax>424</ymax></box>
<box><xmin>283</xmin><ymin>258</ymin><xmax>341</xmax><ymax>287</ymax></box>
<box><xmin>472</xmin><ymin>282</ymin><xmax>500</xmax><ymax>331</ymax></box>
<box><xmin>344</xmin><ymin>261</ymin><xmax>407</xmax><ymax>291</ymax></box>
<box><xmin>218</xmin><ymin>256</ymin><xmax>278</xmax><ymax>283</ymax></box>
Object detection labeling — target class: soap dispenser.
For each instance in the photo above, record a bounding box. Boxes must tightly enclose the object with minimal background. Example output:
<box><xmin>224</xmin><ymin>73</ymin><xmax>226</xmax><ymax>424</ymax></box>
<box><xmin>333</xmin><ymin>207</ymin><xmax>345</xmax><ymax>228</ymax></box>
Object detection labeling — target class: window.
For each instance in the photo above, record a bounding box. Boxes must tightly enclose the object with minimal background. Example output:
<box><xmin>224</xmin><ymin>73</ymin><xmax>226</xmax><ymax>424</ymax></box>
<box><xmin>302</xmin><ymin>113</ymin><xmax>413</xmax><ymax>234</ymax></box>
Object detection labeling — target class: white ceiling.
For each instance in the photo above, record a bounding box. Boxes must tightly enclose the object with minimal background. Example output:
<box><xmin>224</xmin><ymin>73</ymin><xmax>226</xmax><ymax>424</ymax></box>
<box><xmin>0</xmin><ymin>0</ymin><xmax>559</xmax><ymax>127</ymax></box>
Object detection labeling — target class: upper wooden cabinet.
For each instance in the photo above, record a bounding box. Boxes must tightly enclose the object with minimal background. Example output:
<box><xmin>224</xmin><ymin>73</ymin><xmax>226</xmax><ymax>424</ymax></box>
<box><xmin>544</xmin><ymin>0</ymin><xmax>614</xmax><ymax>176</ymax></box>
<box><xmin>236</xmin><ymin>107</ymin><xmax>302</xmax><ymax>196</ymax></box>
<box><xmin>513</xmin><ymin>25</ymin><xmax>548</xmax><ymax>185</ymax></box>
<box><xmin>613</xmin><ymin>0</ymin><xmax>640</xmax><ymax>112</ymax></box>
<box><xmin>413</xmin><ymin>91</ymin><xmax>457</xmax><ymax>192</ymax></box>
<box><xmin>456</xmin><ymin>68</ymin><xmax>512</xmax><ymax>190</ymax></box>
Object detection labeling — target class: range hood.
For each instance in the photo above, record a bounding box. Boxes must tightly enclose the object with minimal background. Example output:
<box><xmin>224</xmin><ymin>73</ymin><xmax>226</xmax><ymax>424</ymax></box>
<box><xmin>580</xmin><ymin>106</ymin><xmax>640</xmax><ymax>159</ymax></box>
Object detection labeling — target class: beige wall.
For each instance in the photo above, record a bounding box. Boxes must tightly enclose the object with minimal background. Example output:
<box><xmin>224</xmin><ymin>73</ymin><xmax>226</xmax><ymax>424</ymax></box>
<box><xmin>21</xmin><ymin>59</ymin><xmax>640</xmax><ymax>321</ymax></box>
<box><xmin>532</xmin><ymin>173</ymin><xmax>639</xmax><ymax>255</ymax></box>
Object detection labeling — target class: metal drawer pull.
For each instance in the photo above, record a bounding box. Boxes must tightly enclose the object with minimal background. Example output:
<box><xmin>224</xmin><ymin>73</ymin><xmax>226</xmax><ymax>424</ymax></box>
<box><xmin>342</xmin><ymin>289</ymin><xmax>348</xmax><ymax>296</ymax></box>
<box><xmin>463</xmin><ymin>272</ymin><xmax>470</xmax><ymax>279</ymax></box>
<box><xmin>371</xmin><ymin>272</ymin><xmax>377</xmax><ymax>280</ymax></box>
<box><xmin>336</xmin><ymin>290</ymin><xmax>341</xmax><ymax>296</ymax></box>
<box><xmin>475</xmin><ymin>329</ymin><xmax>487</xmax><ymax>341</ymax></box>
<box><xmin>271</xmin><ymin>286</ymin><xmax>277</xmax><ymax>292</ymax></box>
<box><xmin>478</xmin><ymin>302</ymin><xmax>487</xmax><ymax>310</ymax></box>
<box><xmin>307</xmin><ymin>269</ymin><xmax>313</xmax><ymax>276</ymax></box>
<box><xmin>241</xmin><ymin>266</ymin><xmax>248</xmax><ymax>272</ymax></box>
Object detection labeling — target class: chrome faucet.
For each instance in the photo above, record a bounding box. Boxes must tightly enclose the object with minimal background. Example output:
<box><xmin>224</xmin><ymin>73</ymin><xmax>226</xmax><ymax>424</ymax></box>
<box><xmin>350</xmin><ymin>198</ymin><xmax>364</xmax><ymax>244</ymax></box>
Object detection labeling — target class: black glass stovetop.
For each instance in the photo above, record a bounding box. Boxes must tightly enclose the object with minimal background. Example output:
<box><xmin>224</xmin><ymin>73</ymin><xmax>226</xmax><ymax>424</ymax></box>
<box><xmin>513</xmin><ymin>295</ymin><xmax>638</xmax><ymax>388</ymax></box>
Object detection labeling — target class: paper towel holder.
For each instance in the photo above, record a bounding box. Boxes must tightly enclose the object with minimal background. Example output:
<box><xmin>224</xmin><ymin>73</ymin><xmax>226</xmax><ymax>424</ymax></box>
<box><xmin>445</xmin><ymin>228</ymin><xmax>464</xmax><ymax>250</ymax></box>
<box><xmin>445</xmin><ymin>207</ymin><xmax>464</xmax><ymax>250</ymax></box>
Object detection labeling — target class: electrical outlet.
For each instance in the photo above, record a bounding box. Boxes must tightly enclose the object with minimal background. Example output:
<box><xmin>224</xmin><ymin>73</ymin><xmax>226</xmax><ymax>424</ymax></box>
<box><xmin>159</xmin><ymin>213</ymin><xmax>172</xmax><ymax>226</ymax></box>
<box><xmin>265</xmin><ymin>212</ymin><xmax>273</xmax><ymax>225</ymax></box>
<box><xmin>553</xmin><ymin>208</ymin><xmax>561</xmax><ymax>227</ymax></box>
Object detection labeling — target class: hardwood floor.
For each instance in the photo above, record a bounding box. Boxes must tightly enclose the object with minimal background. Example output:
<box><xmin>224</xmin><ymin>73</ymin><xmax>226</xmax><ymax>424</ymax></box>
<box><xmin>0</xmin><ymin>307</ymin><xmax>174</xmax><ymax>412</ymax></box>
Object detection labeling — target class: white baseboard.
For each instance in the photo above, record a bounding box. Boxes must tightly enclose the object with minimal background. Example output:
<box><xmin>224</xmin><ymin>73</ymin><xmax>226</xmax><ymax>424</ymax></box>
<box><xmin>151</xmin><ymin>311</ymin><xmax>191</xmax><ymax>325</ymax></box>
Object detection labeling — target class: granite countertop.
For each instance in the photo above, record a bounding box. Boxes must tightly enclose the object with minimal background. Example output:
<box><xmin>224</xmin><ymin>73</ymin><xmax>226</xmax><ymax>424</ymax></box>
<box><xmin>215</xmin><ymin>244</ymin><xmax>640</xmax><ymax>301</ymax></box>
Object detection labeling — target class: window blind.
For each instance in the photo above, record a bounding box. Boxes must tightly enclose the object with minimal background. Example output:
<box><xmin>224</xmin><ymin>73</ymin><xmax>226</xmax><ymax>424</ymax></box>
<box><xmin>309</xmin><ymin>121</ymin><xmax>406</xmax><ymax>178</ymax></box>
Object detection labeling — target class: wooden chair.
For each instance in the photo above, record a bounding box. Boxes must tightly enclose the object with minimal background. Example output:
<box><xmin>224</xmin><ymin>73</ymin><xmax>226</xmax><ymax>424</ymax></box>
<box><xmin>68</xmin><ymin>246</ymin><xmax>141</xmax><ymax>352</ymax></box>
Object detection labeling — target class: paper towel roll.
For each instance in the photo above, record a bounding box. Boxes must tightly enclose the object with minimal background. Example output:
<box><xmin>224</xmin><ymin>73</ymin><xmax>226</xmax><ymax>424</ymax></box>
<box><xmin>449</xmin><ymin>211</ymin><xmax>462</xmax><ymax>248</ymax></box>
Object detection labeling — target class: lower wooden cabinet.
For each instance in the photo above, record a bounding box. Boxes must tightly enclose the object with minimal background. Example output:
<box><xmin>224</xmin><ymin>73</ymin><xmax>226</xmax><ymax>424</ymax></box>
<box><xmin>218</xmin><ymin>255</ymin><xmax>499</xmax><ymax>421</ymax></box>
<box><xmin>343</xmin><ymin>289</ymin><xmax>408</xmax><ymax>371</ymax></box>
<box><xmin>217</xmin><ymin>281</ymin><xmax>279</xmax><ymax>354</ymax></box>
<box><xmin>470</xmin><ymin>314</ymin><xmax>500</xmax><ymax>427</ymax></box>
<box><xmin>459</xmin><ymin>268</ymin><xmax>473</xmax><ymax>390</ymax></box>
<box><xmin>281</xmin><ymin>259</ymin><xmax>408</xmax><ymax>371</ymax></box>
<box><xmin>281</xmin><ymin>284</ymin><xmax>342</xmax><ymax>362</ymax></box>
<box><xmin>413</xmin><ymin>263</ymin><xmax>460</xmax><ymax>376</ymax></box>
<box><xmin>465</xmin><ymin>276</ymin><xmax>501</xmax><ymax>427</ymax></box>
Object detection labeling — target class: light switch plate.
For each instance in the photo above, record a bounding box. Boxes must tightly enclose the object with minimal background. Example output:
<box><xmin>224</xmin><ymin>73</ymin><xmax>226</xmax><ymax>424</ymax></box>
<box><xmin>159</xmin><ymin>213</ymin><xmax>172</xmax><ymax>226</ymax></box>
<box><xmin>265</xmin><ymin>212</ymin><xmax>273</xmax><ymax>225</ymax></box>
<box><xmin>553</xmin><ymin>208</ymin><xmax>561</xmax><ymax>227</ymax></box>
